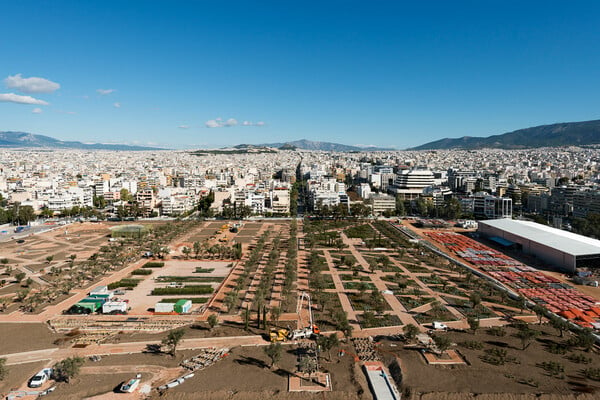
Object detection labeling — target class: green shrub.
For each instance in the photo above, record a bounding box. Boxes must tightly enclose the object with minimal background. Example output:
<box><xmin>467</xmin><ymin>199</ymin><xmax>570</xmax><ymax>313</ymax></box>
<box><xmin>460</xmin><ymin>341</ymin><xmax>483</xmax><ymax>350</ymax></box>
<box><xmin>567</xmin><ymin>353</ymin><xmax>592</xmax><ymax>364</ymax></box>
<box><xmin>151</xmin><ymin>285</ymin><xmax>214</xmax><ymax>295</ymax></box>
<box><xmin>486</xmin><ymin>326</ymin><xmax>506</xmax><ymax>337</ymax></box>
<box><xmin>546</xmin><ymin>343</ymin><xmax>567</xmax><ymax>355</ymax></box>
<box><xmin>583</xmin><ymin>367</ymin><xmax>600</xmax><ymax>381</ymax></box>
<box><xmin>194</xmin><ymin>267</ymin><xmax>215</xmax><ymax>273</ymax></box>
<box><xmin>108</xmin><ymin>278</ymin><xmax>141</xmax><ymax>290</ymax></box>
<box><xmin>539</xmin><ymin>361</ymin><xmax>564</xmax><ymax>377</ymax></box>
<box><xmin>160</xmin><ymin>298</ymin><xmax>208</xmax><ymax>303</ymax></box>
<box><xmin>156</xmin><ymin>276</ymin><xmax>223</xmax><ymax>283</ymax></box>
<box><xmin>132</xmin><ymin>269</ymin><xmax>152</xmax><ymax>275</ymax></box>
<box><xmin>142</xmin><ymin>261</ymin><xmax>164</xmax><ymax>268</ymax></box>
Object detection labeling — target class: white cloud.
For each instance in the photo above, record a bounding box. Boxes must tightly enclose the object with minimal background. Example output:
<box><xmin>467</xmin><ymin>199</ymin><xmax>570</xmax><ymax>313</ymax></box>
<box><xmin>206</xmin><ymin>118</ymin><xmax>224</xmax><ymax>128</ymax></box>
<box><xmin>97</xmin><ymin>88</ymin><xmax>115</xmax><ymax>95</ymax></box>
<box><xmin>0</xmin><ymin>92</ymin><xmax>49</xmax><ymax>105</ymax></box>
<box><xmin>178</xmin><ymin>125</ymin><xmax>190</xmax><ymax>129</ymax></box>
<box><xmin>206</xmin><ymin>117</ymin><xmax>264</xmax><ymax>128</ymax></box>
<box><xmin>113</xmin><ymin>102</ymin><xmax>121</xmax><ymax>108</ymax></box>
<box><xmin>32</xmin><ymin>107</ymin><xmax>43</xmax><ymax>114</ymax></box>
<box><xmin>243</xmin><ymin>120</ymin><xmax>266</xmax><ymax>127</ymax></box>
<box><xmin>4</xmin><ymin>74</ymin><xmax>60</xmax><ymax>93</ymax></box>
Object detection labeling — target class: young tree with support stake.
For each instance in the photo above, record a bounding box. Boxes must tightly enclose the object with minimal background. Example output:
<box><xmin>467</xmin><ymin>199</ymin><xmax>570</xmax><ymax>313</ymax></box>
<box><xmin>264</xmin><ymin>342</ymin><xmax>282</xmax><ymax>369</ymax></box>
<box><xmin>403</xmin><ymin>324</ymin><xmax>419</xmax><ymax>341</ymax></box>
<box><xmin>54</xmin><ymin>357</ymin><xmax>85</xmax><ymax>383</ymax></box>
<box><xmin>207</xmin><ymin>314</ymin><xmax>218</xmax><ymax>331</ymax></box>
<box><xmin>0</xmin><ymin>357</ymin><xmax>8</xmax><ymax>381</ymax></box>
<box><xmin>318</xmin><ymin>333</ymin><xmax>340</xmax><ymax>362</ymax></box>
<box><xmin>162</xmin><ymin>328</ymin><xmax>186</xmax><ymax>356</ymax></box>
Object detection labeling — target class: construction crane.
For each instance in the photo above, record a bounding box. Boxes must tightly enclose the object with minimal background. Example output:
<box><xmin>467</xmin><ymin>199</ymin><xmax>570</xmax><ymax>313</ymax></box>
<box><xmin>288</xmin><ymin>291</ymin><xmax>320</xmax><ymax>340</ymax></box>
<box><xmin>268</xmin><ymin>291</ymin><xmax>321</xmax><ymax>342</ymax></box>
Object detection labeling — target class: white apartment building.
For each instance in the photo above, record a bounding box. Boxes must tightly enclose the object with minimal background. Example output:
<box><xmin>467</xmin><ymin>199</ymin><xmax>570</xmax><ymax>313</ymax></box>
<box><xmin>370</xmin><ymin>193</ymin><xmax>396</xmax><ymax>215</ymax></box>
<box><xmin>392</xmin><ymin>168</ymin><xmax>435</xmax><ymax>199</ymax></box>
<box><xmin>357</xmin><ymin>183</ymin><xmax>371</xmax><ymax>199</ymax></box>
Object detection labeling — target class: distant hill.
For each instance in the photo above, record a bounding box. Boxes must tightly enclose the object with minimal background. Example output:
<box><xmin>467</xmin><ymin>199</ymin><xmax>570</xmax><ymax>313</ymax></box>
<box><xmin>259</xmin><ymin>139</ymin><xmax>395</xmax><ymax>152</ymax></box>
<box><xmin>410</xmin><ymin>120</ymin><xmax>600</xmax><ymax>150</ymax></box>
<box><xmin>0</xmin><ymin>131</ymin><xmax>164</xmax><ymax>150</ymax></box>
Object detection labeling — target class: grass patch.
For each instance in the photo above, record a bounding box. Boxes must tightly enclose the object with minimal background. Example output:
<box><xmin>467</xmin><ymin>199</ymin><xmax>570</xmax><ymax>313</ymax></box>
<box><xmin>396</xmin><ymin>296</ymin><xmax>435</xmax><ymax>309</ymax></box>
<box><xmin>339</xmin><ymin>274</ymin><xmax>371</xmax><ymax>282</ymax></box>
<box><xmin>342</xmin><ymin>281</ymin><xmax>376</xmax><ymax>291</ymax></box>
<box><xmin>358</xmin><ymin>313</ymin><xmax>402</xmax><ymax>328</ymax></box>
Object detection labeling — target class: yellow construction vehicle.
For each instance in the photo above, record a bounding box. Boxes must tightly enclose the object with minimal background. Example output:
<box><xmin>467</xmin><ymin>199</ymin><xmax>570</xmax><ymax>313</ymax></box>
<box><xmin>269</xmin><ymin>328</ymin><xmax>289</xmax><ymax>342</ymax></box>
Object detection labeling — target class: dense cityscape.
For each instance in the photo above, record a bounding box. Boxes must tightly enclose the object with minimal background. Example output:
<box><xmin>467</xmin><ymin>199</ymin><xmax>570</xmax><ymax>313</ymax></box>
<box><xmin>1</xmin><ymin>146</ymin><xmax>599</xmax><ymax>226</ymax></box>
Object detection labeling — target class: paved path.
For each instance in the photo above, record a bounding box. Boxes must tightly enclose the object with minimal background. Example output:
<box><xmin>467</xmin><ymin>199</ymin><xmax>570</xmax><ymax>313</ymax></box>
<box><xmin>322</xmin><ymin>250</ymin><xmax>360</xmax><ymax>332</ymax></box>
<box><xmin>339</xmin><ymin>231</ymin><xmax>421</xmax><ymax>328</ymax></box>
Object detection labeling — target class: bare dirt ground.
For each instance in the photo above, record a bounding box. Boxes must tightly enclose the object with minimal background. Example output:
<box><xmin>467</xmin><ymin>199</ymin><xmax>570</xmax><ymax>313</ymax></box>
<box><xmin>158</xmin><ymin>344</ymin><xmax>367</xmax><ymax>400</ymax></box>
<box><xmin>0</xmin><ymin>361</ymin><xmax>46</xmax><ymax>395</ymax></box>
<box><xmin>45</xmin><ymin>372</ymin><xmax>136</xmax><ymax>400</ymax></box>
<box><xmin>378</xmin><ymin>323</ymin><xmax>600</xmax><ymax>396</ymax></box>
<box><xmin>412</xmin><ymin>394</ymin><xmax>597</xmax><ymax>400</ymax></box>
<box><xmin>0</xmin><ymin>323</ymin><xmax>62</xmax><ymax>354</ymax></box>
<box><xmin>116</xmin><ymin>320</ymin><xmax>262</xmax><ymax>343</ymax></box>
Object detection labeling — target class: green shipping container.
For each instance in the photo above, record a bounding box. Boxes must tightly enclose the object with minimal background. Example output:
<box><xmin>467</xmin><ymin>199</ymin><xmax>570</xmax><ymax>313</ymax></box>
<box><xmin>76</xmin><ymin>300</ymin><xmax>102</xmax><ymax>312</ymax></box>
<box><xmin>174</xmin><ymin>299</ymin><xmax>192</xmax><ymax>314</ymax></box>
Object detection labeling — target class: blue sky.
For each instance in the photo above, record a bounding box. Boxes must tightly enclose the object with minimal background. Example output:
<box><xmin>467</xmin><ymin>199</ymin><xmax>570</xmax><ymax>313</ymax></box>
<box><xmin>1</xmin><ymin>1</ymin><xmax>600</xmax><ymax>149</ymax></box>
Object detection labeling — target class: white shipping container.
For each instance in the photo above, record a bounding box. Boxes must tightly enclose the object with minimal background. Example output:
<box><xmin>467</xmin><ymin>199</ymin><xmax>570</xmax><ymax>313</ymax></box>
<box><xmin>102</xmin><ymin>301</ymin><xmax>128</xmax><ymax>314</ymax></box>
<box><xmin>155</xmin><ymin>302</ymin><xmax>175</xmax><ymax>313</ymax></box>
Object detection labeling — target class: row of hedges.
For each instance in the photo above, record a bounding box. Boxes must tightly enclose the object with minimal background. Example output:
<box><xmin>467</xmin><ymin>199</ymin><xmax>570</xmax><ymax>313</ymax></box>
<box><xmin>151</xmin><ymin>285</ymin><xmax>214</xmax><ymax>295</ymax></box>
<box><xmin>132</xmin><ymin>269</ymin><xmax>153</xmax><ymax>275</ymax></box>
<box><xmin>194</xmin><ymin>267</ymin><xmax>214</xmax><ymax>273</ymax></box>
<box><xmin>156</xmin><ymin>276</ymin><xmax>223</xmax><ymax>283</ymax></box>
<box><xmin>108</xmin><ymin>278</ymin><xmax>141</xmax><ymax>290</ymax></box>
<box><xmin>160</xmin><ymin>297</ymin><xmax>209</xmax><ymax>303</ymax></box>
<box><xmin>142</xmin><ymin>261</ymin><xmax>164</xmax><ymax>268</ymax></box>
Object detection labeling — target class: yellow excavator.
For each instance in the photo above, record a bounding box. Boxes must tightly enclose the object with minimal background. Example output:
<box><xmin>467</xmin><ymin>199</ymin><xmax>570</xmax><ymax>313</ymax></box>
<box><xmin>269</xmin><ymin>327</ymin><xmax>290</xmax><ymax>342</ymax></box>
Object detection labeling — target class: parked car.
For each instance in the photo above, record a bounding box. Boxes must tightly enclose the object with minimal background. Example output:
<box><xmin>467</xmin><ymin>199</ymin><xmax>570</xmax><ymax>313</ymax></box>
<box><xmin>29</xmin><ymin>368</ymin><xmax>52</xmax><ymax>388</ymax></box>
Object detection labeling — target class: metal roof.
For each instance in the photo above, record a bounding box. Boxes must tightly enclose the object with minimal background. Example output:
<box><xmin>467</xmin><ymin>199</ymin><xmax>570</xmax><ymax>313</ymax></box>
<box><xmin>479</xmin><ymin>219</ymin><xmax>600</xmax><ymax>256</ymax></box>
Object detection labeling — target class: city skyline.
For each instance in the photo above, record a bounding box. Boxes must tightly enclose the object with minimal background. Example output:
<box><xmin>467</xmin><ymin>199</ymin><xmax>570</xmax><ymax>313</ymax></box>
<box><xmin>2</xmin><ymin>1</ymin><xmax>600</xmax><ymax>149</ymax></box>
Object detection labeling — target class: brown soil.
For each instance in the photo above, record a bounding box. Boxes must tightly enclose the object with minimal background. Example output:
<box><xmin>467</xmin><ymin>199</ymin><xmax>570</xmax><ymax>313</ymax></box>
<box><xmin>0</xmin><ymin>323</ymin><xmax>62</xmax><ymax>354</ymax></box>
<box><xmin>379</xmin><ymin>324</ymin><xmax>600</xmax><ymax>396</ymax></box>
<box><xmin>413</xmin><ymin>394</ymin><xmax>597</xmax><ymax>400</ymax></box>
<box><xmin>116</xmin><ymin>321</ymin><xmax>260</xmax><ymax>343</ymax></box>
<box><xmin>0</xmin><ymin>361</ymin><xmax>46</xmax><ymax>395</ymax></box>
<box><xmin>45</xmin><ymin>372</ymin><xmax>135</xmax><ymax>399</ymax></box>
<box><xmin>160</xmin><ymin>344</ymin><xmax>366</xmax><ymax>399</ymax></box>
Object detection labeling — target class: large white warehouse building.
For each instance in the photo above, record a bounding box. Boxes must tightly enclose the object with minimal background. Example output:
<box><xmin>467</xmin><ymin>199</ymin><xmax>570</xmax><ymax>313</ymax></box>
<box><xmin>478</xmin><ymin>219</ymin><xmax>600</xmax><ymax>273</ymax></box>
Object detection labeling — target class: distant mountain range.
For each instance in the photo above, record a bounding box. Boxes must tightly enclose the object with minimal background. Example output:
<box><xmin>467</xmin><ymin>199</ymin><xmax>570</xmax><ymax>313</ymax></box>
<box><xmin>410</xmin><ymin>119</ymin><xmax>600</xmax><ymax>150</ymax></box>
<box><xmin>256</xmin><ymin>139</ymin><xmax>395</xmax><ymax>152</ymax></box>
<box><xmin>0</xmin><ymin>131</ymin><xmax>163</xmax><ymax>150</ymax></box>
